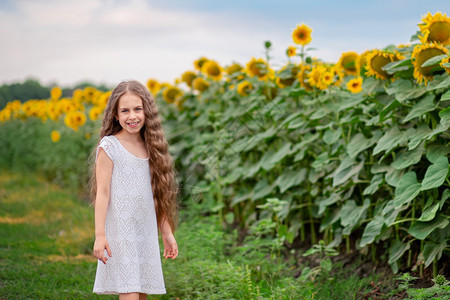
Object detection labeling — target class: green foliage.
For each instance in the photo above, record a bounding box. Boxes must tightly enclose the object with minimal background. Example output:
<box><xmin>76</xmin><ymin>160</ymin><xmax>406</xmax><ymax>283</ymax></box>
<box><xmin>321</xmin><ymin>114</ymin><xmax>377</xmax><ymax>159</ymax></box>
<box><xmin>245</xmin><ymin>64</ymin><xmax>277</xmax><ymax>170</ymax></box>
<box><xmin>159</xmin><ymin>47</ymin><xmax>450</xmax><ymax>274</ymax></box>
<box><xmin>397</xmin><ymin>273</ymin><xmax>450</xmax><ymax>299</ymax></box>
<box><xmin>0</xmin><ymin>117</ymin><xmax>98</xmax><ymax>191</ymax></box>
<box><xmin>0</xmin><ymin>172</ymin><xmax>382</xmax><ymax>299</ymax></box>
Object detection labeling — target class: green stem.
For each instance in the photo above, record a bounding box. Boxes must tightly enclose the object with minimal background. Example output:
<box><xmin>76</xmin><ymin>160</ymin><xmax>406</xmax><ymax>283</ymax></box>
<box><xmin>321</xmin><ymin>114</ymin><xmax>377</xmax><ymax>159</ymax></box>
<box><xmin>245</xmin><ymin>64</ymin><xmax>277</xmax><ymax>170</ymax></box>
<box><xmin>345</xmin><ymin>236</ymin><xmax>351</xmax><ymax>254</ymax></box>
<box><xmin>433</xmin><ymin>258</ymin><xmax>437</xmax><ymax>278</ymax></box>
<box><xmin>420</xmin><ymin>240</ymin><xmax>424</xmax><ymax>277</ymax></box>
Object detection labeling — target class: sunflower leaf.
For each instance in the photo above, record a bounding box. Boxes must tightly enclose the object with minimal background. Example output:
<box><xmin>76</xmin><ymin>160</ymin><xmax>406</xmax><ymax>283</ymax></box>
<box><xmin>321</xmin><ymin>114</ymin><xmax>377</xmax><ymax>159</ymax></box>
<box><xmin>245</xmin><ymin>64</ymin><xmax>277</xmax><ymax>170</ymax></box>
<box><xmin>383</xmin><ymin>58</ymin><xmax>412</xmax><ymax>74</ymax></box>
<box><xmin>421</xmin><ymin>54</ymin><xmax>448</xmax><ymax>68</ymax></box>
<box><xmin>391</xmin><ymin>144</ymin><xmax>424</xmax><ymax>170</ymax></box>
<box><xmin>388</xmin><ymin>240</ymin><xmax>411</xmax><ymax>265</ymax></box>
<box><xmin>403</xmin><ymin>94</ymin><xmax>436</xmax><ymax>123</ymax></box>
<box><xmin>360</xmin><ymin>215</ymin><xmax>384</xmax><ymax>248</ymax></box>
<box><xmin>373</xmin><ymin>126</ymin><xmax>401</xmax><ymax>155</ymax></box>
<box><xmin>422</xmin><ymin>240</ymin><xmax>446</xmax><ymax>268</ymax></box>
<box><xmin>421</xmin><ymin>156</ymin><xmax>449</xmax><ymax>191</ymax></box>
<box><xmin>408</xmin><ymin>124</ymin><xmax>432</xmax><ymax>150</ymax></box>
<box><xmin>408</xmin><ymin>215</ymin><xmax>449</xmax><ymax>240</ymax></box>
<box><xmin>393</xmin><ymin>171</ymin><xmax>422</xmax><ymax>209</ymax></box>
<box><xmin>418</xmin><ymin>202</ymin><xmax>439</xmax><ymax>222</ymax></box>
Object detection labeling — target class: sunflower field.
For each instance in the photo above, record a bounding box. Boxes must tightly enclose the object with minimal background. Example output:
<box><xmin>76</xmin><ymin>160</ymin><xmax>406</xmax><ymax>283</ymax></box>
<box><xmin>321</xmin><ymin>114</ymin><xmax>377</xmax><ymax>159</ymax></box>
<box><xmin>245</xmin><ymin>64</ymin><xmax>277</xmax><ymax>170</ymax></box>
<box><xmin>1</xmin><ymin>11</ymin><xmax>449</xmax><ymax>276</ymax></box>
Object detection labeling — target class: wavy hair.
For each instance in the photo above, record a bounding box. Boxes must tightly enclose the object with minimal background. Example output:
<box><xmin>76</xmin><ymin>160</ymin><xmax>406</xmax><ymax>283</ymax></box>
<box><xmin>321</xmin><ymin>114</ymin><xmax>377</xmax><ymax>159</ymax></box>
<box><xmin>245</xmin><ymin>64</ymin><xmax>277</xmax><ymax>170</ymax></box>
<box><xmin>89</xmin><ymin>80</ymin><xmax>178</xmax><ymax>231</ymax></box>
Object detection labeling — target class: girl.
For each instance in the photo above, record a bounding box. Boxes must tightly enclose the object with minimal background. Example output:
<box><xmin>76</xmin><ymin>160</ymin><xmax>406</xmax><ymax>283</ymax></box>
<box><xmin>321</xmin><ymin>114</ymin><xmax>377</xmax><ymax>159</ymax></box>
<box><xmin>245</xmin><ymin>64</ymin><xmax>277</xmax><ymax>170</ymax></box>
<box><xmin>90</xmin><ymin>80</ymin><xmax>178</xmax><ymax>299</ymax></box>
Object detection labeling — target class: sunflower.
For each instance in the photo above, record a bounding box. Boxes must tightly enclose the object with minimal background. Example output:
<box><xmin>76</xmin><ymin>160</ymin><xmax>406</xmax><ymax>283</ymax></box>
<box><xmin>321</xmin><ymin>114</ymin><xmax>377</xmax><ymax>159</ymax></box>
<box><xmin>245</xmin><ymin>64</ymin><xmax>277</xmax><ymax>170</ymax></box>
<box><xmin>346</xmin><ymin>77</ymin><xmax>363</xmax><ymax>93</ymax></box>
<box><xmin>411</xmin><ymin>42</ymin><xmax>449</xmax><ymax>84</ymax></box>
<box><xmin>292</xmin><ymin>24</ymin><xmax>312</xmax><ymax>46</ymax></box>
<box><xmin>365</xmin><ymin>50</ymin><xmax>404</xmax><ymax>80</ymax></box>
<box><xmin>46</xmin><ymin>101</ymin><xmax>60</xmax><ymax>121</ymax></box>
<box><xmin>287</xmin><ymin>46</ymin><xmax>297</xmax><ymax>57</ymax></box>
<box><xmin>419</xmin><ymin>12</ymin><xmax>450</xmax><ymax>45</ymax></box>
<box><xmin>322</xmin><ymin>71</ymin><xmax>334</xmax><ymax>86</ymax></box>
<box><xmin>297</xmin><ymin>64</ymin><xmax>312</xmax><ymax>90</ymax></box>
<box><xmin>89</xmin><ymin>106</ymin><xmax>103</xmax><ymax>121</ymax></box>
<box><xmin>226</xmin><ymin>63</ymin><xmax>243</xmax><ymax>75</ymax></box>
<box><xmin>237</xmin><ymin>81</ymin><xmax>253</xmax><ymax>96</ymax></box>
<box><xmin>276</xmin><ymin>64</ymin><xmax>300</xmax><ymax>87</ymax></box>
<box><xmin>96</xmin><ymin>91</ymin><xmax>111</xmax><ymax>108</ymax></box>
<box><xmin>162</xmin><ymin>86</ymin><xmax>182</xmax><ymax>104</ymax></box>
<box><xmin>146</xmin><ymin>79</ymin><xmax>161</xmax><ymax>95</ymax></box>
<box><xmin>245</xmin><ymin>58</ymin><xmax>270</xmax><ymax>79</ymax></box>
<box><xmin>440</xmin><ymin>56</ymin><xmax>450</xmax><ymax>74</ymax></box>
<box><xmin>64</xmin><ymin>111</ymin><xmax>86</xmax><ymax>131</ymax></box>
<box><xmin>51</xmin><ymin>130</ymin><xmax>61</xmax><ymax>143</ymax></box>
<box><xmin>358</xmin><ymin>50</ymin><xmax>371</xmax><ymax>74</ymax></box>
<box><xmin>337</xmin><ymin>51</ymin><xmax>359</xmax><ymax>75</ymax></box>
<box><xmin>308</xmin><ymin>65</ymin><xmax>329</xmax><ymax>90</ymax></box>
<box><xmin>201</xmin><ymin>60</ymin><xmax>222</xmax><ymax>80</ymax></box>
<box><xmin>194</xmin><ymin>57</ymin><xmax>209</xmax><ymax>71</ymax></box>
<box><xmin>181</xmin><ymin>71</ymin><xmax>197</xmax><ymax>87</ymax></box>
<box><xmin>50</xmin><ymin>86</ymin><xmax>62</xmax><ymax>100</ymax></box>
<box><xmin>192</xmin><ymin>77</ymin><xmax>210</xmax><ymax>92</ymax></box>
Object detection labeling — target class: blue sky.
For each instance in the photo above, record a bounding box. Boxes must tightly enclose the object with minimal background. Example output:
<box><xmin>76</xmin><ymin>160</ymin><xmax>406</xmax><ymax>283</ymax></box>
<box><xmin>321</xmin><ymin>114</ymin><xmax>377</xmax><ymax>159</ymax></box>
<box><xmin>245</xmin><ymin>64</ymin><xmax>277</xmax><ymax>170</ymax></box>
<box><xmin>0</xmin><ymin>0</ymin><xmax>448</xmax><ymax>87</ymax></box>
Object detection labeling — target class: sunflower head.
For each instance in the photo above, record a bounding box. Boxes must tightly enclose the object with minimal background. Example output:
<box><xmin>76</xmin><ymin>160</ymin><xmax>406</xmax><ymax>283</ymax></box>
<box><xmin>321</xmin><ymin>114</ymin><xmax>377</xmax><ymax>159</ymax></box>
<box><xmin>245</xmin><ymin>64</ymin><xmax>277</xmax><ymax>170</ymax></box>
<box><xmin>181</xmin><ymin>71</ymin><xmax>197</xmax><ymax>87</ymax></box>
<box><xmin>337</xmin><ymin>51</ymin><xmax>359</xmax><ymax>75</ymax></box>
<box><xmin>296</xmin><ymin>64</ymin><xmax>312</xmax><ymax>90</ymax></box>
<box><xmin>276</xmin><ymin>64</ymin><xmax>300</xmax><ymax>87</ymax></box>
<box><xmin>346</xmin><ymin>77</ymin><xmax>363</xmax><ymax>94</ymax></box>
<box><xmin>292</xmin><ymin>24</ymin><xmax>312</xmax><ymax>46</ymax></box>
<box><xmin>192</xmin><ymin>77</ymin><xmax>210</xmax><ymax>92</ymax></box>
<box><xmin>146</xmin><ymin>79</ymin><xmax>161</xmax><ymax>95</ymax></box>
<box><xmin>64</xmin><ymin>111</ymin><xmax>86</xmax><ymax>131</ymax></box>
<box><xmin>245</xmin><ymin>58</ymin><xmax>270</xmax><ymax>79</ymax></box>
<box><xmin>358</xmin><ymin>50</ymin><xmax>371</xmax><ymax>74</ymax></box>
<box><xmin>51</xmin><ymin>130</ymin><xmax>61</xmax><ymax>143</ymax></box>
<box><xmin>419</xmin><ymin>12</ymin><xmax>450</xmax><ymax>45</ymax></box>
<box><xmin>50</xmin><ymin>86</ymin><xmax>62</xmax><ymax>100</ymax></box>
<box><xmin>365</xmin><ymin>50</ymin><xmax>404</xmax><ymax>80</ymax></box>
<box><xmin>287</xmin><ymin>46</ymin><xmax>297</xmax><ymax>57</ymax></box>
<box><xmin>89</xmin><ymin>106</ymin><xmax>103</xmax><ymax>121</ymax></box>
<box><xmin>307</xmin><ymin>64</ymin><xmax>329</xmax><ymax>90</ymax></box>
<box><xmin>194</xmin><ymin>57</ymin><xmax>209</xmax><ymax>71</ymax></box>
<box><xmin>412</xmin><ymin>42</ymin><xmax>449</xmax><ymax>84</ymax></box>
<box><xmin>226</xmin><ymin>63</ymin><xmax>243</xmax><ymax>75</ymax></box>
<box><xmin>201</xmin><ymin>60</ymin><xmax>222</xmax><ymax>80</ymax></box>
<box><xmin>162</xmin><ymin>86</ymin><xmax>182</xmax><ymax>104</ymax></box>
<box><xmin>237</xmin><ymin>81</ymin><xmax>253</xmax><ymax>96</ymax></box>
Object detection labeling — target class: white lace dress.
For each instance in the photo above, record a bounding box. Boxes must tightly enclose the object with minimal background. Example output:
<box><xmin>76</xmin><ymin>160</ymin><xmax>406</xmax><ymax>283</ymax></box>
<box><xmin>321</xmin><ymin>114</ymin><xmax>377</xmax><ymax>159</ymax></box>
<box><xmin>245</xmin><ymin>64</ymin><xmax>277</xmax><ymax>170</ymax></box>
<box><xmin>93</xmin><ymin>135</ymin><xmax>166</xmax><ymax>295</ymax></box>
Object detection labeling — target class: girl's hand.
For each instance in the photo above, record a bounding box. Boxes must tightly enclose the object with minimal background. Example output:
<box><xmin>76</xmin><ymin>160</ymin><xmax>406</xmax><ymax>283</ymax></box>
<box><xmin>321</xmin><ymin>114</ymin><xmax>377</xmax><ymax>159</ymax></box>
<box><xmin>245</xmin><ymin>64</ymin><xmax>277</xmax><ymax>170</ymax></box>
<box><xmin>162</xmin><ymin>233</ymin><xmax>178</xmax><ymax>259</ymax></box>
<box><xmin>93</xmin><ymin>235</ymin><xmax>112</xmax><ymax>264</ymax></box>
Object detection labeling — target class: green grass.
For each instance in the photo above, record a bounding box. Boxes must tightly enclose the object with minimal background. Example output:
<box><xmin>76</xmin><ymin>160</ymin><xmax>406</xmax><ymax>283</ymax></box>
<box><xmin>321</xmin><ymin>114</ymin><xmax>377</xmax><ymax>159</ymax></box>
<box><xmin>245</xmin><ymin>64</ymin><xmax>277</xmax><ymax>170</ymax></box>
<box><xmin>0</xmin><ymin>172</ymin><xmax>387</xmax><ymax>299</ymax></box>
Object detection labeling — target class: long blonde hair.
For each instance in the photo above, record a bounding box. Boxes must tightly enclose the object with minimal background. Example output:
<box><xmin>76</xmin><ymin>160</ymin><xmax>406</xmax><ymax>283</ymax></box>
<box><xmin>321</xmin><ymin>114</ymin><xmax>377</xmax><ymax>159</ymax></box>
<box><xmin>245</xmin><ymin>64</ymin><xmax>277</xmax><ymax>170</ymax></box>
<box><xmin>89</xmin><ymin>80</ymin><xmax>178</xmax><ymax>231</ymax></box>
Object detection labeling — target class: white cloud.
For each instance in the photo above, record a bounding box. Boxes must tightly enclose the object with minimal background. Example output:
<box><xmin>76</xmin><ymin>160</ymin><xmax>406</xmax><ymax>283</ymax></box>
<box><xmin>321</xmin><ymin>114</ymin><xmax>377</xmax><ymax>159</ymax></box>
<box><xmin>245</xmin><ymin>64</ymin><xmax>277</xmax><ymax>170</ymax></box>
<box><xmin>0</xmin><ymin>0</ymin><xmax>285</xmax><ymax>86</ymax></box>
<box><xmin>0</xmin><ymin>0</ymin><xmax>437</xmax><ymax>87</ymax></box>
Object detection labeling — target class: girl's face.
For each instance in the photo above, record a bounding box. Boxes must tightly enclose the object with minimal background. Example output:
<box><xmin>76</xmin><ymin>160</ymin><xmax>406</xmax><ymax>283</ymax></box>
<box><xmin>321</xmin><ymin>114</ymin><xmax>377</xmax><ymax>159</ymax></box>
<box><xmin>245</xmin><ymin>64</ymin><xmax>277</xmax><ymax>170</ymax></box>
<box><xmin>115</xmin><ymin>92</ymin><xmax>145</xmax><ymax>136</ymax></box>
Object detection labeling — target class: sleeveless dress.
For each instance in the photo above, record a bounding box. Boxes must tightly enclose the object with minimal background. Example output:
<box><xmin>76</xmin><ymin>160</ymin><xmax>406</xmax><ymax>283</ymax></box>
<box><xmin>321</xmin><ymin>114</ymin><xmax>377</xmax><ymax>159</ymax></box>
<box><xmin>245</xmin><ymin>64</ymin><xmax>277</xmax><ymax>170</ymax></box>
<box><xmin>93</xmin><ymin>135</ymin><xmax>166</xmax><ymax>295</ymax></box>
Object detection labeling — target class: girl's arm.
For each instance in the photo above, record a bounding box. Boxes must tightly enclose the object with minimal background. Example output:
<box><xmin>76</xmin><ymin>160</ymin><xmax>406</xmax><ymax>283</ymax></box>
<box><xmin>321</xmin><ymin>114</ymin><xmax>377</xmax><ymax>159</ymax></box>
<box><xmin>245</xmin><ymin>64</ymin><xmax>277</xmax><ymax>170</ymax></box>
<box><xmin>93</xmin><ymin>148</ymin><xmax>113</xmax><ymax>264</ymax></box>
<box><xmin>160</xmin><ymin>218</ymin><xmax>178</xmax><ymax>259</ymax></box>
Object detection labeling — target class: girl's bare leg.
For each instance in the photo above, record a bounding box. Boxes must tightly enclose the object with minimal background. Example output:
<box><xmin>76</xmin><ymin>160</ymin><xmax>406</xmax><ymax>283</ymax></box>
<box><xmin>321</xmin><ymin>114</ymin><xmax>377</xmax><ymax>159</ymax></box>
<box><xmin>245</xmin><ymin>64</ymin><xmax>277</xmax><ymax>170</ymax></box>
<box><xmin>139</xmin><ymin>293</ymin><xmax>147</xmax><ymax>300</ymax></box>
<box><xmin>119</xmin><ymin>293</ymin><xmax>139</xmax><ymax>300</ymax></box>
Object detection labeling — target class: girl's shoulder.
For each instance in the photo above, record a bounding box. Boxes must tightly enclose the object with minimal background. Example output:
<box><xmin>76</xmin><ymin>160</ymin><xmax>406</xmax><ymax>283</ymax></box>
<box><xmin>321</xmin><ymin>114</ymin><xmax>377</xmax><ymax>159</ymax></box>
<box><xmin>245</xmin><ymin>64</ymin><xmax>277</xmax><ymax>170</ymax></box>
<box><xmin>97</xmin><ymin>135</ymin><xmax>118</xmax><ymax>162</ymax></box>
